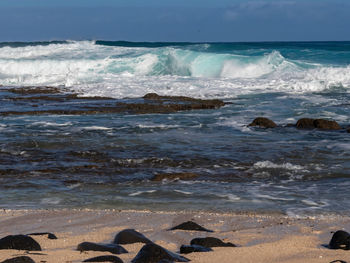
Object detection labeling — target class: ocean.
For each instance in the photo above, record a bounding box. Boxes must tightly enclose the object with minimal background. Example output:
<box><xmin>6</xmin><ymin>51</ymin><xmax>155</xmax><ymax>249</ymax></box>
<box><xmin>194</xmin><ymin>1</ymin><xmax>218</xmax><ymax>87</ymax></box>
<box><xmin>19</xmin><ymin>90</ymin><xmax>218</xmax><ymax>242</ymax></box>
<box><xmin>0</xmin><ymin>40</ymin><xmax>349</xmax><ymax>216</ymax></box>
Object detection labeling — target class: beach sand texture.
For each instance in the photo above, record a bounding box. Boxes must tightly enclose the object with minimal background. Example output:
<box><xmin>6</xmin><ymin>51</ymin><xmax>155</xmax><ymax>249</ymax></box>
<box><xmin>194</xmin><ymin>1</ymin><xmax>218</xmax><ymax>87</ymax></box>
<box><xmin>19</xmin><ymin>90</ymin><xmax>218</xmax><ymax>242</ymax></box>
<box><xmin>0</xmin><ymin>210</ymin><xmax>349</xmax><ymax>263</ymax></box>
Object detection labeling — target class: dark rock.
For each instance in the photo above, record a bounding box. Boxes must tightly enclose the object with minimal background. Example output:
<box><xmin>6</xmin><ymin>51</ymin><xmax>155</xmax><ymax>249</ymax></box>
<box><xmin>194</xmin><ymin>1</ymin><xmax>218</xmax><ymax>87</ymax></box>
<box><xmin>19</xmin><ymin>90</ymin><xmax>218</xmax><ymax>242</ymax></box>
<box><xmin>1</xmin><ymin>92</ymin><xmax>226</xmax><ymax>117</ymax></box>
<box><xmin>131</xmin><ymin>243</ymin><xmax>189</xmax><ymax>263</ymax></box>
<box><xmin>346</xmin><ymin>128</ymin><xmax>350</xmax><ymax>133</ymax></box>
<box><xmin>329</xmin><ymin>260</ymin><xmax>348</xmax><ymax>263</ymax></box>
<box><xmin>190</xmin><ymin>237</ymin><xmax>236</xmax><ymax>248</ymax></box>
<box><xmin>314</xmin><ymin>119</ymin><xmax>341</xmax><ymax>130</ymax></box>
<box><xmin>113</xmin><ymin>229</ymin><xmax>152</xmax><ymax>245</ymax></box>
<box><xmin>296</xmin><ymin>118</ymin><xmax>315</xmax><ymax>129</ymax></box>
<box><xmin>83</xmin><ymin>255</ymin><xmax>124</xmax><ymax>263</ymax></box>
<box><xmin>248</xmin><ymin>117</ymin><xmax>277</xmax><ymax>128</ymax></box>
<box><xmin>152</xmin><ymin>173</ymin><xmax>199</xmax><ymax>182</ymax></box>
<box><xmin>329</xmin><ymin>230</ymin><xmax>350</xmax><ymax>250</ymax></box>
<box><xmin>169</xmin><ymin>221</ymin><xmax>213</xmax><ymax>232</ymax></box>
<box><xmin>27</xmin><ymin>232</ymin><xmax>57</xmax><ymax>239</ymax></box>
<box><xmin>143</xmin><ymin>93</ymin><xmax>161</xmax><ymax>100</ymax></box>
<box><xmin>77</xmin><ymin>242</ymin><xmax>128</xmax><ymax>254</ymax></box>
<box><xmin>180</xmin><ymin>245</ymin><xmax>212</xmax><ymax>254</ymax></box>
<box><xmin>0</xmin><ymin>256</ymin><xmax>35</xmax><ymax>263</ymax></box>
<box><xmin>157</xmin><ymin>260</ymin><xmax>174</xmax><ymax>263</ymax></box>
<box><xmin>0</xmin><ymin>235</ymin><xmax>41</xmax><ymax>251</ymax></box>
<box><xmin>296</xmin><ymin>118</ymin><xmax>341</xmax><ymax>130</ymax></box>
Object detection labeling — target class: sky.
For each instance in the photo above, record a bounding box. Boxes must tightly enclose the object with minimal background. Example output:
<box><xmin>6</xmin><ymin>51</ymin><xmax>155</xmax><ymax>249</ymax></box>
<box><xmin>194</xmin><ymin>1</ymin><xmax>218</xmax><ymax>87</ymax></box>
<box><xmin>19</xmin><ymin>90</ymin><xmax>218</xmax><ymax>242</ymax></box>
<box><xmin>0</xmin><ymin>0</ymin><xmax>349</xmax><ymax>42</ymax></box>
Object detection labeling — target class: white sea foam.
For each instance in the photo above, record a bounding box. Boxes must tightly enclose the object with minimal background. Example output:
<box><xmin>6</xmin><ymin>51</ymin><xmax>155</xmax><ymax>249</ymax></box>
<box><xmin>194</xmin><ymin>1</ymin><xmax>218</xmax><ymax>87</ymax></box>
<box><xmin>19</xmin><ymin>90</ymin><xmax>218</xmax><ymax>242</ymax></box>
<box><xmin>30</xmin><ymin>121</ymin><xmax>72</xmax><ymax>127</ymax></box>
<box><xmin>81</xmin><ymin>126</ymin><xmax>112</xmax><ymax>131</ymax></box>
<box><xmin>174</xmin><ymin>189</ymin><xmax>193</xmax><ymax>195</ymax></box>
<box><xmin>253</xmin><ymin>161</ymin><xmax>305</xmax><ymax>171</ymax></box>
<box><xmin>0</xmin><ymin>41</ymin><xmax>349</xmax><ymax>99</ymax></box>
<box><xmin>40</xmin><ymin>197</ymin><xmax>61</xmax><ymax>205</ymax></box>
<box><xmin>217</xmin><ymin>193</ymin><xmax>241</xmax><ymax>201</ymax></box>
<box><xmin>128</xmin><ymin>190</ymin><xmax>156</xmax><ymax>196</ymax></box>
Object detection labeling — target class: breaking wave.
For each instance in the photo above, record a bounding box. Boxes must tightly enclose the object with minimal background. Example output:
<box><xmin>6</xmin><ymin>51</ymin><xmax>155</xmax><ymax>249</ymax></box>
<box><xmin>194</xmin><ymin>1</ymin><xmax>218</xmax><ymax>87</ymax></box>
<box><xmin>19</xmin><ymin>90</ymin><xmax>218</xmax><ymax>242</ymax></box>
<box><xmin>0</xmin><ymin>40</ymin><xmax>349</xmax><ymax>98</ymax></box>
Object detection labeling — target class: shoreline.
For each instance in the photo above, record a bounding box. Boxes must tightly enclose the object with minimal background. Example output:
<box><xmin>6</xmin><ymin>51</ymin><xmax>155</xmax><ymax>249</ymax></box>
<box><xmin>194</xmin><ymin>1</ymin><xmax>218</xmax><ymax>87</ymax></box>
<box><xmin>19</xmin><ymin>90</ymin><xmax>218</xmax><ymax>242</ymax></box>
<box><xmin>1</xmin><ymin>209</ymin><xmax>349</xmax><ymax>262</ymax></box>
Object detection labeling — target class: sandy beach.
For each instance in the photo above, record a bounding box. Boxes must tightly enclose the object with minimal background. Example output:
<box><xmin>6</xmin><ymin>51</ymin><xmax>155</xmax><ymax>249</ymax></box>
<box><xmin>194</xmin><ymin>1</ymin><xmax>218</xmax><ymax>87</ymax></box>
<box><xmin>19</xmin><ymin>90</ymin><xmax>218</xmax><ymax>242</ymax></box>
<box><xmin>0</xmin><ymin>209</ymin><xmax>349</xmax><ymax>263</ymax></box>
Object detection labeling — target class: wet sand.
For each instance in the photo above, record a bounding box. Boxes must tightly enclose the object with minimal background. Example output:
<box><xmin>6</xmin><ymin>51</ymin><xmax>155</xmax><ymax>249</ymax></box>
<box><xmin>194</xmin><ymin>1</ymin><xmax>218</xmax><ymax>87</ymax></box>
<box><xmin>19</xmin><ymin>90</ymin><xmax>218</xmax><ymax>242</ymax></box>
<box><xmin>0</xmin><ymin>209</ymin><xmax>349</xmax><ymax>263</ymax></box>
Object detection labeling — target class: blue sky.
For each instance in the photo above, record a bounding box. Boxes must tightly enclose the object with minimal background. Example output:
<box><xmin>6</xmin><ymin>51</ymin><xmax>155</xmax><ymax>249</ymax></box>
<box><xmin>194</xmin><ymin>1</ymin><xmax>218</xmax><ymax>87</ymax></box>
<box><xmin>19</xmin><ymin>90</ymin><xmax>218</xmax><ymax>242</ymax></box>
<box><xmin>0</xmin><ymin>0</ymin><xmax>349</xmax><ymax>42</ymax></box>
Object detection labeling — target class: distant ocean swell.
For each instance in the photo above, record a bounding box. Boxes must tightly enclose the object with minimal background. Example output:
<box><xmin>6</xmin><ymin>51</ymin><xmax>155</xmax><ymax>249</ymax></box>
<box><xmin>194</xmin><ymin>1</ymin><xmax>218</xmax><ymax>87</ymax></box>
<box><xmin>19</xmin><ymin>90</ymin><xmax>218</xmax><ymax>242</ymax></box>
<box><xmin>0</xmin><ymin>41</ymin><xmax>349</xmax><ymax>98</ymax></box>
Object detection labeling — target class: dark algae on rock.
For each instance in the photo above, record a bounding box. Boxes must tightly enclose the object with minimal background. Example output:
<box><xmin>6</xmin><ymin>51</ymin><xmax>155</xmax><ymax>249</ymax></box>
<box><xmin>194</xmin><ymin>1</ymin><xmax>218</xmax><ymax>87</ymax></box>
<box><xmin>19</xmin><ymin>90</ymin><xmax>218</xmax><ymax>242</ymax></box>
<box><xmin>0</xmin><ymin>235</ymin><xmax>41</xmax><ymax>251</ymax></box>
<box><xmin>296</xmin><ymin>118</ymin><xmax>341</xmax><ymax>130</ymax></box>
<box><xmin>0</xmin><ymin>89</ymin><xmax>227</xmax><ymax>116</ymax></box>
<box><xmin>248</xmin><ymin>117</ymin><xmax>277</xmax><ymax>128</ymax></box>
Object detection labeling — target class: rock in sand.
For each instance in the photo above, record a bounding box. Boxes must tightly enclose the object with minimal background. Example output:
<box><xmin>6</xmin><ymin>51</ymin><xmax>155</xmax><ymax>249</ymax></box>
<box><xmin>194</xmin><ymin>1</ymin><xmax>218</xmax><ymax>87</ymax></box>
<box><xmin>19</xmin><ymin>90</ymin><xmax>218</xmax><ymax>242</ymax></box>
<box><xmin>190</xmin><ymin>237</ymin><xmax>236</xmax><ymax>248</ymax></box>
<box><xmin>0</xmin><ymin>235</ymin><xmax>41</xmax><ymax>251</ymax></box>
<box><xmin>169</xmin><ymin>221</ymin><xmax>213</xmax><ymax>232</ymax></box>
<box><xmin>77</xmin><ymin>242</ymin><xmax>128</xmax><ymax>254</ymax></box>
<box><xmin>83</xmin><ymin>255</ymin><xmax>124</xmax><ymax>262</ymax></box>
<box><xmin>131</xmin><ymin>243</ymin><xmax>189</xmax><ymax>263</ymax></box>
<box><xmin>113</xmin><ymin>229</ymin><xmax>152</xmax><ymax>245</ymax></box>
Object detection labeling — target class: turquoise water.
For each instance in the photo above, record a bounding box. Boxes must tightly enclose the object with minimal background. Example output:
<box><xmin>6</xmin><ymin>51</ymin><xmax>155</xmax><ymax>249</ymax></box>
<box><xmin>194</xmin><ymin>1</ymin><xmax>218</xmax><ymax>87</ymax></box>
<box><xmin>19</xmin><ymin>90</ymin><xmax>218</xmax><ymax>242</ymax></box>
<box><xmin>0</xmin><ymin>41</ymin><xmax>349</xmax><ymax>216</ymax></box>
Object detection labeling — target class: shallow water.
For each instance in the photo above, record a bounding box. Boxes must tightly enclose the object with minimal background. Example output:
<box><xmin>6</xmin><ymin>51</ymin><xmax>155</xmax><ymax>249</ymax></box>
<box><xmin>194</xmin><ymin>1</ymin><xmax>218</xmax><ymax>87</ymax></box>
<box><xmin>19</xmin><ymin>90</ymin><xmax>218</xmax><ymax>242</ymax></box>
<box><xmin>0</xmin><ymin>41</ymin><xmax>350</xmax><ymax>216</ymax></box>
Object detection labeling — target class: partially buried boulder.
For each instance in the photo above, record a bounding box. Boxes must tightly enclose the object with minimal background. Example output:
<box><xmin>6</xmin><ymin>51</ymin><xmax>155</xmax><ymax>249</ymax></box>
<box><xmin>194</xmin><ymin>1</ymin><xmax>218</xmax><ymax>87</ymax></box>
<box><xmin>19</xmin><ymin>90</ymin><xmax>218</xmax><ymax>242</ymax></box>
<box><xmin>131</xmin><ymin>243</ymin><xmax>189</xmax><ymax>263</ymax></box>
<box><xmin>190</xmin><ymin>237</ymin><xmax>236</xmax><ymax>248</ymax></box>
<box><xmin>180</xmin><ymin>244</ymin><xmax>212</xmax><ymax>254</ymax></box>
<box><xmin>296</xmin><ymin>118</ymin><xmax>341</xmax><ymax>130</ymax></box>
<box><xmin>77</xmin><ymin>242</ymin><xmax>128</xmax><ymax>254</ymax></box>
<box><xmin>329</xmin><ymin>230</ymin><xmax>350</xmax><ymax>250</ymax></box>
<box><xmin>0</xmin><ymin>235</ymin><xmax>41</xmax><ymax>251</ymax></box>
<box><xmin>0</xmin><ymin>256</ymin><xmax>35</xmax><ymax>263</ymax></box>
<box><xmin>248</xmin><ymin>117</ymin><xmax>277</xmax><ymax>128</ymax></box>
<box><xmin>152</xmin><ymin>173</ymin><xmax>199</xmax><ymax>182</ymax></box>
<box><xmin>27</xmin><ymin>232</ymin><xmax>57</xmax><ymax>240</ymax></box>
<box><xmin>83</xmin><ymin>255</ymin><xmax>124</xmax><ymax>263</ymax></box>
<box><xmin>169</xmin><ymin>221</ymin><xmax>213</xmax><ymax>232</ymax></box>
<box><xmin>113</xmin><ymin>229</ymin><xmax>152</xmax><ymax>245</ymax></box>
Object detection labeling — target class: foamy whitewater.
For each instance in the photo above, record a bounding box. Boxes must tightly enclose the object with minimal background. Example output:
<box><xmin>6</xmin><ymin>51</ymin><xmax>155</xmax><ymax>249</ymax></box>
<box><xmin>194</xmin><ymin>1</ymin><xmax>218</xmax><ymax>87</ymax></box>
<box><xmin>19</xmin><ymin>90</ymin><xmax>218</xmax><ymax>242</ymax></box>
<box><xmin>0</xmin><ymin>41</ymin><xmax>350</xmax><ymax>216</ymax></box>
<box><xmin>1</xmin><ymin>41</ymin><xmax>350</xmax><ymax>98</ymax></box>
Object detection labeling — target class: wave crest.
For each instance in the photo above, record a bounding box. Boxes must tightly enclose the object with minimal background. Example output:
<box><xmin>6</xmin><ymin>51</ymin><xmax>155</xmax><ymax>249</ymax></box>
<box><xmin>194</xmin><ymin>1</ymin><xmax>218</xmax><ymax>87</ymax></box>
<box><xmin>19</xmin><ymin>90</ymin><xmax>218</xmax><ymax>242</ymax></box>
<box><xmin>0</xmin><ymin>41</ymin><xmax>349</xmax><ymax>98</ymax></box>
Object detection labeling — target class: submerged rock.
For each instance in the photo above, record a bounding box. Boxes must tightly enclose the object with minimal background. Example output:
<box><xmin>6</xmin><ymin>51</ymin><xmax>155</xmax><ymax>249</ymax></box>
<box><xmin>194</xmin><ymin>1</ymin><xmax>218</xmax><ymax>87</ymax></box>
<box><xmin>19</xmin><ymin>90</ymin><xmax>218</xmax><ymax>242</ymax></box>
<box><xmin>180</xmin><ymin>244</ymin><xmax>212</xmax><ymax>254</ymax></box>
<box><xmin>1</xmin><ymin>91</ymin><xmax>226</xmax><ymax>116</ymax></box>
<box><xmin>248</xmin><ymin>117</ymin><xmax>277</xmax><ymax>128</ymax></box>
<box><xmin>0</xmin><ymin>235</ymin><xmax>41</xmax><ymax>251</ymax></box>
<box><xmin>329</xmin><ymin>230</ymin><xmax>350</xmax><ymax>250</ymax></box>
<box><xmin>169</xmin><ymin>221</ymin><xmax>213</xmax><ymax>232</ymax></box>
<box><xmin>77</xmin><ymin>242</ymin><xmax>128</xmax><ymax>254</ymax></box>
<box><xmin>190</xmin><ymin>237</ymin><xmax>236</xmax><ymax>248</ymax></box>
<box><xmin>113</xmin><ymin>229</ymin><xmax>152</xmax><ymax>245</ymax></box>
<box><xmin>131</xmin><ymin>243</ymin><xmax>189</xmax><ymax>263</ymax></box>
<box><xmin>296</xmin><ymin>118</ymin><xmax>341</xmax><ymax>130</ymax></box>
<box><xmin>83</xmin><ymin>255</ymin><xmax>124</xmax><ymax>263</ymax></box>
<box><xmin>0</xmin><ymin>256</ymin><xmax>35</xmax><ymax>263</ymax></box>
<box><xmin>152</xmin><ymin>173</ymin><xmax>199</xmax><ymax>182</ymax></box>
